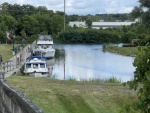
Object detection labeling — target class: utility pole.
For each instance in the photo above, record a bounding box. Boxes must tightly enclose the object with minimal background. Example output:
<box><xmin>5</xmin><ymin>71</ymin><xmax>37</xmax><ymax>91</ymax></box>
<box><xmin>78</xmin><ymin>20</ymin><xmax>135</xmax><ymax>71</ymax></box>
<box><xmin>64</xmin><ymin>50</ymin><xmax>65</xmax><ymax>80</ymax></box>
<box><xmin>64</xmin><ymin>0</ymin><xmax>66</xmax><ymax>32</ymax></box>
<box><xmin>64</xmin><ymin>0</ymin><xmax>66</xmax><ymax>80</ymax></box>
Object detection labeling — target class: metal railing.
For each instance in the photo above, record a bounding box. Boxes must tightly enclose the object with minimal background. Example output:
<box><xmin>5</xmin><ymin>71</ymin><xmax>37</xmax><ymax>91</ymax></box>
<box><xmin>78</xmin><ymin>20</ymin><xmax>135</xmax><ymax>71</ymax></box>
<box><xmin>0</xmin><ymin>60</ymin><xmax>14</xmax><ymax>73</ymax></box>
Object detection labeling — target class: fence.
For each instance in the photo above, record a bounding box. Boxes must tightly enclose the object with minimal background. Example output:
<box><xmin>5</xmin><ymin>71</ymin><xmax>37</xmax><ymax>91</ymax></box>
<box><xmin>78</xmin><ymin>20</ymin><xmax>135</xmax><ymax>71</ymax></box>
<box><xmin>0</xmin><ymin>61</ymin><xmax>14</xmax><ymax>73</ymax></box>
<box><xmin>0</xmin><ymin>42</ymin><xmax>36</xmax><ymax>77</ymax></box>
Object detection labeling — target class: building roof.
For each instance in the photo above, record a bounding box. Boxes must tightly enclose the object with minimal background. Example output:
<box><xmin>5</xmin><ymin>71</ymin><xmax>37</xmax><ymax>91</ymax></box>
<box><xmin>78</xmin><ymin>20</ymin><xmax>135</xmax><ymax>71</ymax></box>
<box><xmin>69</xmin><ymin>21</ymin><xmax>135</xmax><ymax>29</ymax></box>
<box><xmin>69</xmin><ymin>21</ymin><xmax>86</xmax><ymax>27</ymax></box>
<box><xmin>92</xmin><ymin>22</ymin><xmax>135</xmax><ymax>26</ymax></box>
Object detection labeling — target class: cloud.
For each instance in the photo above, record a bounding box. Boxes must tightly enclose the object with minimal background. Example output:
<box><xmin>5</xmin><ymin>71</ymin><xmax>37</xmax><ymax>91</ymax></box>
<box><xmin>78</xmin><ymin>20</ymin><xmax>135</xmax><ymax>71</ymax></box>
<box><xmin>0</xmin><ymin>0</ymin><xmax>140</xmax><ymax>15</ymax></box>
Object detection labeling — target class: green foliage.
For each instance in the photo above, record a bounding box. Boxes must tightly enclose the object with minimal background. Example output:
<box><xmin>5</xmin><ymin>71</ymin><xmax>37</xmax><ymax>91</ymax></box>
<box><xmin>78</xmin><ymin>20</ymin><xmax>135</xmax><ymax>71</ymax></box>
<box><xmin>59</xmin><ymin>29</ymin><xmax>120</xmax><ymax>44</ymax></box>
<box><xmin>51</xmin><ymin>14</ymin><xmax>64</xmax><ymax>34</ymax></box>
<box><xmin>122</xmin><ymin>31</ymin><xmax>136</xmax><ymax>43</ymax></box>
<box><xmin>102</xmin><ymin>43</ymin><xmax>107</xmax><ymax>51</ymax></box>
<box><xmin>126</xmin><ymin>46</ymin><xmax>150</xmax><ymax>112</ymax></box>
<box><xmin>0</xmin><ymin>2</ymin><xmax>148</xmax><ymax>45</ymax></box>
<box><xmin>20</xmin><ymin>30</ymin><xmax>27</xmax><ymax>39</ymax></box>
<box><xmin>127</xmin><ymin>2</ymin><xmax>150</xmax><ymax>111</ymax></box>
<box><xmin>85</xmin><ymin>19</ymin><xmax>92</xmax><ymax>29</ymax></box>
<box><xmin>131</xmin><ymin>0</ymin><xmax>150</xmax><ymax>27</ymax></box>
<box><xmin>26</xmin><ymin>35</ymin><xmax>37</xmax><ymax>43</ymax></box>
<box><xmin>131</xmin><ymin>6</ymin><xmax>143</xmax><ymax>19</ymax></box>
<box><xmin>66</xmin><ymin>13</ymin><xmax>134</xmax><ymax>22</ymax></box>
<box><xmin>0</xmin><ymin>3</ymin><xmax>63</xmax><ymax>43</ymax></box>
<box><xmin>21</xmin><ymin>15</ymin><xmax>39</xmax><ymax>36</ymax></box>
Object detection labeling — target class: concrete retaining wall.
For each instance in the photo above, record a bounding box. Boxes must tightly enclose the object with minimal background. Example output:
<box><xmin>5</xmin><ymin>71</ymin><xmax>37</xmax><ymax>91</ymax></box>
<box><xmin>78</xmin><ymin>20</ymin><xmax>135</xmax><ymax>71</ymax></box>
<box><xmin>0</xmin><ymin>73</ymin><xmax>44</xmax><ymax>113</ymax></box>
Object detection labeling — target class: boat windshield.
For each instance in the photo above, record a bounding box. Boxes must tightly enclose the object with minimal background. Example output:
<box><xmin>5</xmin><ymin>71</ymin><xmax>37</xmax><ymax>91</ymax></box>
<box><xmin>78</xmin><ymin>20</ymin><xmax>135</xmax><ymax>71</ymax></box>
<box><xmin>33</xmin><ymin>64</ymin><xmax>38</xmax><ymax>69</ymax></box>
<box><xmin>40</xmin><ymin>63</ymin><xmax>45</xmax><ymax>68</ymax></box>
<box><xmin>26</xmin><ymin>64</ymin><xmax>31</xmax><ymax>68</ymax></box>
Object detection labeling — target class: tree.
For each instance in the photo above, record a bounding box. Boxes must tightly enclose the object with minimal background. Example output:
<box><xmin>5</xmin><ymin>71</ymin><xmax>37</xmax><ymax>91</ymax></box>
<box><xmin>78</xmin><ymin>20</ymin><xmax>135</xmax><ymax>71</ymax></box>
<box><xmin>131</xmin><ymin>0</ymin><xmax>150</xmax><ymax>26</ymax></box>
<box><xmin>125</xmin><ymin>0</ymin><xmax>150</xmax><ymax>112</ymax></box>
<box><xmin>122</xmin><ymin>31</ymin><xmax>136</xmax><ymax>43</ymax></box>
<box><xmin>0</xmin><ymin>2</ymin><xmax>10</xmax><ymax>15</ymax></box>
<box><xmin>131</xmin><ymin>6</ymin><xmax>143</xmax><ymax>19</ymax></box>
<box><xmin>50</xmin><ymin>14</ymin><xmax>63</xmax><ymax>35</ymax></box>
<box><xmin>20</xmin><ymin>30</ymin><xmax>26</xmax><ymax>39</ymax></box>
<box><xmin>21</xmin><ymin>15</ymin><xmax>38</xmax><ymax>36</ymax></box>
<box><xmin>85</xmin><ymin>19</ymin><xmax>92</xmax><ymax>29</ymax></box>
<box><xmin>126</xmin><ymin>46</ymin><xmax>150</xmax><ymax>113</ymax></box>
<box><xmin>3</xmin><ymin>15</ymin><xmax>18</xmax><ymax>30</ymax></box>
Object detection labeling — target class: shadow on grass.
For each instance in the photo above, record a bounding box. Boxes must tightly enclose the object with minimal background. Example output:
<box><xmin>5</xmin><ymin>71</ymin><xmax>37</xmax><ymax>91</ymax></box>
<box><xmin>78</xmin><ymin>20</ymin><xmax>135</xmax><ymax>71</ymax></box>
<box><xmin>56</xmin><ymin>93</ymin><xmax>95</xmax><ymax>113</ymax></box>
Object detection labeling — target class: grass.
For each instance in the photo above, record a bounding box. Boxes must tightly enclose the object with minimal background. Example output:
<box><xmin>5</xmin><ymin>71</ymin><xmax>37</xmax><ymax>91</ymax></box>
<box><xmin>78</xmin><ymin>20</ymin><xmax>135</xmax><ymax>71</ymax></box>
<box><xmin>0</xmin><ymin>44</ymin><xmax>27</xmax><ymax>61</ymax></box>
<box><xmin>6</xmin><ymin>76</ymin><xmax>139</xmax><ymax>113</ymax></box>
<box><xmin>0</xmin><ymin>44</ymin><xmax>13</xmax><ymax>61</ymax></box>
<box><xmin>105</xmin><ymin>46</ymin><xmax>139</xmax><ymax>57</ymax></box>
<box><xmin>81</xmin><ymin>76</ymin><xmax>121</xmax><ymax>83</ymax></box>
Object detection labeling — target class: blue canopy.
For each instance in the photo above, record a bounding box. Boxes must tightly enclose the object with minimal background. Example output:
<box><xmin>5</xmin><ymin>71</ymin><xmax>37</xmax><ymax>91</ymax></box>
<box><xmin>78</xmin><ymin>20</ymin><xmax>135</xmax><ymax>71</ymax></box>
<box><xmin>26</xmin><ymin>56</ymin><xmax>47</xmax><ymax>61</ymax></box>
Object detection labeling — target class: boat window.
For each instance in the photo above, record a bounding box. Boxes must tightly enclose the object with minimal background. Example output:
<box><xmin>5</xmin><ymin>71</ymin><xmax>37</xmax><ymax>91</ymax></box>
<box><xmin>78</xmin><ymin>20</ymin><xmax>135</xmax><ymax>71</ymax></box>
<box><xmin>40</xmin><ymin>63</ymin><xmax>45</xmax><ymax>68</ymax></box>
<box><xmin>33</xmin><ymin>64</ymin><xmax>38</xmax><ymax>68</ymax></box>
<box><xmin>26</xmin><ymin>64</ymin><xmax>31</xmax><ymax>68</ymax></box>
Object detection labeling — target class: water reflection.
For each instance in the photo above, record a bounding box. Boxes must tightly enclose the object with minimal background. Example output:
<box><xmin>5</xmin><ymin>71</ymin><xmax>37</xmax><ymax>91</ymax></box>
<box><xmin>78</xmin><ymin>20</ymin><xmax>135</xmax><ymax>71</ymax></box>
<box><xmin>47</xmin><ymin>44</ymin><xmax>135</xmax><ymax>82</ymax></box>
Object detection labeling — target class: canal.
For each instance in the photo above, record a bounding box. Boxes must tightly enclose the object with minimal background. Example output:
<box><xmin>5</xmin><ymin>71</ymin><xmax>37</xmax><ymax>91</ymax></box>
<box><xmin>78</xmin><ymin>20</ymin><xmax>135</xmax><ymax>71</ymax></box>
<box><xmin>47</xmin><ymin>44</ymin><xmax>135</xmax><ymax>82</ymax></box>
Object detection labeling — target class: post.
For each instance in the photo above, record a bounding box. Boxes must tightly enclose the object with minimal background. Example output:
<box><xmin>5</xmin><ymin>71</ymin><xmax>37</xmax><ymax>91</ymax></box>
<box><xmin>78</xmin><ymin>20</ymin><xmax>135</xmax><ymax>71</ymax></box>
<box><xmin>12</xmin><ymin>39</ymin><xmax>15</xmax><ymax>55</ymax></box>
<box><xmin>0</xmin><ymin>72</ymin><xmax>3</xmax><ymax>113</ymax></box>
<box><xmin>11</xmin><ymin>29</ymin><xmax>15</xmax><ymax>55</ymax></box>
<box><xmin>0</xmin><ymin>72</ymin><xmax>4</xmax><ymax>80</ymax></box>
<box><xmin>64</xmin><ymin>0</ymin><xmax>66</xmax><ymax>32</ymax></box>
<box><xmin>64</xmin><ymin>49</ymin><xmax>65</xmax><ymax>80</ymax></box>
<box><xmin>0</xmin><ymin>54</ymin><xmax>2</xmax><ymax>65</ymax></box>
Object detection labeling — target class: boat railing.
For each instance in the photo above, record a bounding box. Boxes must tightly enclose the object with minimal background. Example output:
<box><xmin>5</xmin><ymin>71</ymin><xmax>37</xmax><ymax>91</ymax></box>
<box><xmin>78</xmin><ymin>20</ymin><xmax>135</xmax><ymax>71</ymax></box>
<box><xmin>26</xmin><ymin>56</ymin><xmax>47</xmax><ymax>62</ymax></box>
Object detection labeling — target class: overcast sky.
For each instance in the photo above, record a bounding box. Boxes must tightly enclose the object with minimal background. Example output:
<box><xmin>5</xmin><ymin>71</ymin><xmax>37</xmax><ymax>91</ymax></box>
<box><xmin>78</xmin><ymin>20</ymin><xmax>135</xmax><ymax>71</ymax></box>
<box><xmin>0</xmin><ymin>0</ymin><xmax>140</xmax><ymax>15</ymax></box>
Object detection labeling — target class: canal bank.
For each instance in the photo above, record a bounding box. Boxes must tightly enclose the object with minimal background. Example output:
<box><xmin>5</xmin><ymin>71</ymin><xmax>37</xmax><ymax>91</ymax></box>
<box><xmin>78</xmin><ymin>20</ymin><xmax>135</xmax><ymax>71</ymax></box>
<box><xmin>6</xmin><ymin>76</ymin><xmax>138</xmax><ymax>113</ymax></box>
<box><xmin>104</xmin><ymin>45</ymin><xmax>138</xmax><ymax>57</ymax></box>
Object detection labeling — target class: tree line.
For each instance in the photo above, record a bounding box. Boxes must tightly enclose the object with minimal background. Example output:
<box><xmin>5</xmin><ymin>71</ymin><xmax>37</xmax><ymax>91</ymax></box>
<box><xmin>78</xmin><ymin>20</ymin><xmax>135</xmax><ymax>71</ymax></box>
<box><xmin>0</xmin><ymin>2</ymin><xmax>141</xmax><ymax>44</ymax></box>
<box><xmin>0</xmin><ymin>2</ymin><xmax>149</xmax><ymax>45</ymax></box>
<box><xmin>58</xmin><ymin>22</ymin><xmax>150</xmax><ymax>44</ymax></box>
<box><xmin>0</xmin><ymin>2</ymin><xmax>64</xmax><ymax>43</ymax></box>
<box><xmin>66</xmin><ymin>13</ymin><xmax>134</xmax><ymax>22</ymax></box>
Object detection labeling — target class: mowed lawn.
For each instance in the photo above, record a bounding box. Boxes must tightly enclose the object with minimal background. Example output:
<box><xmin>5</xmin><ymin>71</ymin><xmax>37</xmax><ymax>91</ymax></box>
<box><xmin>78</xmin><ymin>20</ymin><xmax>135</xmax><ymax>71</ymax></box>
<box><xmin>0</xmin><ymin>44</ymin><xmax>13</xmax><ymax>61</ymax></box>
<box><xmin>6</xmin><ymin>76</ymin><xmax>138</xmax><ymax>113</ymax></box>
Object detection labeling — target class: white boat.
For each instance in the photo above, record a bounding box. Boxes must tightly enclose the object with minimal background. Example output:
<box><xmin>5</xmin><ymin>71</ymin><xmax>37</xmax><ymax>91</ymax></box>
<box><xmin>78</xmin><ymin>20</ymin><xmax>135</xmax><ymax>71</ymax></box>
<box><xmin>23</xmin><ymin>56</ymin><xmax>48</xmax><ymax>77</ymax></box>
<box><xmin>34</xmin><ymin>35</ymin><xmax>55</xmax><ymax>58</ymax></box>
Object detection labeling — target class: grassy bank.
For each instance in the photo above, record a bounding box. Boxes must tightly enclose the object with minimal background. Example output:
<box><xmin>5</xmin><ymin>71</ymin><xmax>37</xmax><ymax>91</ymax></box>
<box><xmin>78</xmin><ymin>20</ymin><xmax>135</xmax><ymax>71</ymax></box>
<box><xmin>104</xmin><ymin>46</ymin><xmax>138</xmax><ymax>57</ymax></box>
<box><xmin>0</xmin><ymin>44</ymin><xmax>13</xmax><ymax>61</ymax></box>
<box><xmin>6</xmin><ymin>76</ymin><xmax>138</xmax><ymax>113</ymax></box>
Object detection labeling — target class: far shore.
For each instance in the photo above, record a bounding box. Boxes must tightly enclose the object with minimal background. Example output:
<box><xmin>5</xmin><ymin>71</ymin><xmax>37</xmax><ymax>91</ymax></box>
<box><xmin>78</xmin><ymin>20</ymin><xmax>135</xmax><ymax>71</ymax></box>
<box><xmin>104</xmin><ymin>45</ymin><xmax>139</xmax><ymax>57</ymax></box>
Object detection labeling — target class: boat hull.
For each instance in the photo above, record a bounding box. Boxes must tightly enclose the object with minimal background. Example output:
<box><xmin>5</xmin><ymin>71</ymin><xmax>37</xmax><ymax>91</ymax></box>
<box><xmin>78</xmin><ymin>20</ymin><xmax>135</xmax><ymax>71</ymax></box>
<box><xmin>34</xmin><ymin>49</ymin><xmax>55</xmax><ymax>58</ymax></box>
<box><xmin>44</xmin><ymin>50</ymin><xmax>55</xmax><ymax>58</ymax></box>
<box><xmin>28</xmin><ymin>72</ymin><xmax>48</xmax><ymax>77</ymax></box>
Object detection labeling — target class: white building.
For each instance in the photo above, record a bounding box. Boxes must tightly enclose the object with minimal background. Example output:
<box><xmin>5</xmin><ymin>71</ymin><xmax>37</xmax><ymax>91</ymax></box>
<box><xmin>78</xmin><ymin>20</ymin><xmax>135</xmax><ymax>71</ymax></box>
<box><xmin>69</xmin><ymin>21</ymin><xmax>86</xmax><ymax>28</ymax></box>
<box><xmin>69</xmin><ymin>21</ymin><xmax>136</xmax><ymax>29</ymax></box>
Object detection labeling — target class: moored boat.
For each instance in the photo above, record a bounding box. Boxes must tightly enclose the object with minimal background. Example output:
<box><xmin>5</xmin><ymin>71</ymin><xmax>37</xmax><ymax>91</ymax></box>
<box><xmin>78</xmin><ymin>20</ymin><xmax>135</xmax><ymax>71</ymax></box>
<box><xmin>23</xmin><ymin>56</ymin><xmax>48</xmax><ymax>77</ymax></box>
<box><xmin>34</xmin><ymin>35</ymin><xmax>55</xmax><ymax>58</ymax></box>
